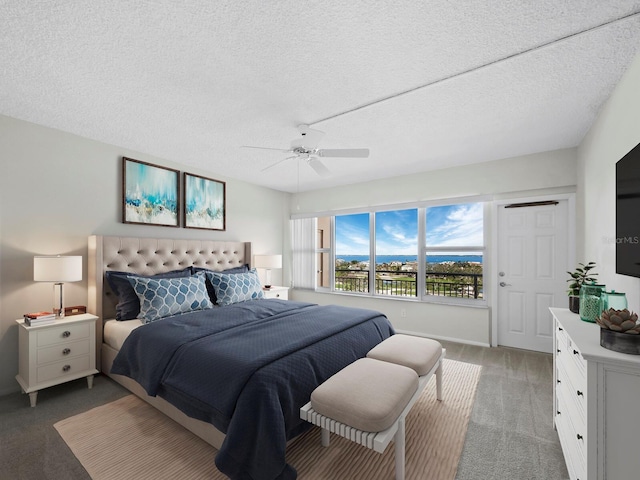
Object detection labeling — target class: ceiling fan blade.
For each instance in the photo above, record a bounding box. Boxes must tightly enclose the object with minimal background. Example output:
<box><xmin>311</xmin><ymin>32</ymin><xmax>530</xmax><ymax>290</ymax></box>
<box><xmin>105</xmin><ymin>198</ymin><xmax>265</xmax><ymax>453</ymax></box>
<box><xmin>241</xmin><ymin>145</ymin><xmax>291</xmax><ymax>152</ymax></box>
<box><xmin>291</xmin><ymin>125</ymin><xmax>325</xmax><ymax>150</ymax></box>
<box><xmin>261</xmin><ymin>156</ymin><xmax>296</xmax><ymax>172</ymax></box>
<box><xmin>316</xmin><ymin>148</ymin><xmax>370</xmax><ymax>158</ymax></box>
<box><xmin>307</xmin><ymin>157</ymin><xmax>331</xmax><ymax>177</ymax></box>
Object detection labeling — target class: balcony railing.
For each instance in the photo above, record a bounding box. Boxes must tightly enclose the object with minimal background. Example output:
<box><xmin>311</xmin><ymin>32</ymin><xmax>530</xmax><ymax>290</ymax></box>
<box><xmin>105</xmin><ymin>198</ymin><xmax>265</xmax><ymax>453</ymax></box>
<box><xmin>335</xmin><ymin>269</ymin><xmax>483</xmax><ymax>299</ymax></box>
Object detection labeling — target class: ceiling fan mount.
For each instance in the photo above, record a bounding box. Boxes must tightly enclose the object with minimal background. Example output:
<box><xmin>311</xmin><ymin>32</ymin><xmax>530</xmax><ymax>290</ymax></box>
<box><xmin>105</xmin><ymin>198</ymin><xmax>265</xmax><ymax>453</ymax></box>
<box><xmin>242</xmin><ymin>125</ymin><xmax>369</xmax><ymax>177</ymax></box>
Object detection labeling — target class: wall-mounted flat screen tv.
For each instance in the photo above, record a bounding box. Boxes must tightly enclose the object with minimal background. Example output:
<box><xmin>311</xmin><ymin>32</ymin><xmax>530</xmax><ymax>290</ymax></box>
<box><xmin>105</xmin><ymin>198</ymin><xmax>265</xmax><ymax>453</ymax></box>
<box><xmin>616</xmin><ymin>141</ymin><xmax>640</xmax><ymax>278</ymax></box>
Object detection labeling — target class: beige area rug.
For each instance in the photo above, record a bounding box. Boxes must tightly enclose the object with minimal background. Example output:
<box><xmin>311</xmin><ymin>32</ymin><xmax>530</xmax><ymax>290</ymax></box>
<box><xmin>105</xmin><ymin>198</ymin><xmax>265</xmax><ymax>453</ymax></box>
<box><xmin>55</xmin><ymin>359</ymin><xmax>481</xmax><ymax>480</ymax></box>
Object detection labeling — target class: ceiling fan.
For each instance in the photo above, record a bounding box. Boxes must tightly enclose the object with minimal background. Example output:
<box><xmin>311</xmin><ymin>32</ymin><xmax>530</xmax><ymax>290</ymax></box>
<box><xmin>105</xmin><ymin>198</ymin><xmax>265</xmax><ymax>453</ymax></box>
<box><xmin>242</xmin><ymin>125</ymin><xmax>369</xmax><ymax>176</ymax></box>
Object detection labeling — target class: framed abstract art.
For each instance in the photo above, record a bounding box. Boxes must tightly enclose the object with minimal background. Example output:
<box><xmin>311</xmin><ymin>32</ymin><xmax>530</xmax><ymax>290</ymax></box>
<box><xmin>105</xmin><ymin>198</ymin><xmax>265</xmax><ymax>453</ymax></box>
<box><xmin>122</xmin><ymin>157</ymin><xmax>180</xmax><ymax>227</ymax></box>
<box><xmin>183</xmin><ymin>172</ymin><xmax>226</xmax><ymax>231</ymax></box>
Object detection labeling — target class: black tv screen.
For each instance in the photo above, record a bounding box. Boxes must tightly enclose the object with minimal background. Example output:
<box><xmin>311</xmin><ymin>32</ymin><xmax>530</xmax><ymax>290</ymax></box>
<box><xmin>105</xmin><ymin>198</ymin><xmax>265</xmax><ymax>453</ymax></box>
<box><xmin>616</xmin><ymin>141</ymin><xmax>640</xmax><ymax>278</ymax></box>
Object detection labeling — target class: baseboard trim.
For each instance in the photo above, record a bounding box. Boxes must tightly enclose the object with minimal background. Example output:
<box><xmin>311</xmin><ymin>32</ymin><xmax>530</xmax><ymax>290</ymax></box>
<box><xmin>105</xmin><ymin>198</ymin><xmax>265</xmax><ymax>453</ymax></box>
<box><xmin>394</xmin><ymin>329</ymin><xmax>491</xmax><ymax>348</ymax></box>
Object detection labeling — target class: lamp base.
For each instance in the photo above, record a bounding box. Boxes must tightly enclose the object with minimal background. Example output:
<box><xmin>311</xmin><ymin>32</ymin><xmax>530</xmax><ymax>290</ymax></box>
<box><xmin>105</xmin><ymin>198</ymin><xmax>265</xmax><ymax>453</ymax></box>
<box><xmin>53</xmin><ymin>283</ymin><xmax>65</xmax><ymax>319</ymax></box>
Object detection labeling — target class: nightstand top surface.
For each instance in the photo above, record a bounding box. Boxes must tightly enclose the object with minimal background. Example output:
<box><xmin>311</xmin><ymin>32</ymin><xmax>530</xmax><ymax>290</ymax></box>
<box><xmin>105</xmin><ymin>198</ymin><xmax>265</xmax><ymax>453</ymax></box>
<box><xmin>16</xmin><ymin>312</ymin><xmax>98</xmax><ymax>328</ymax></box>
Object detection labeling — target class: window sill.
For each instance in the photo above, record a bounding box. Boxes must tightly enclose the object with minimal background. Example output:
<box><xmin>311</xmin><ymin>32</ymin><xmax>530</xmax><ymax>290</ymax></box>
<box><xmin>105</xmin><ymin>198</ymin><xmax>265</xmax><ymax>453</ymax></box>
<box><xmin>302</xmin><ymin>288</ymin><xmax>488</xmax><ymax>309</ymax></box>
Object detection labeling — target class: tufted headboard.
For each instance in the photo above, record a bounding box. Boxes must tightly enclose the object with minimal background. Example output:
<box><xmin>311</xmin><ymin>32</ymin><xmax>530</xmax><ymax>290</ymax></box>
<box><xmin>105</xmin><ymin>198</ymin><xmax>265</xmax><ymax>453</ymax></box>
<box><xmin>88</xmin><ymin>235</ymin><xmax>252</xmax><ymax>367</ymax></box>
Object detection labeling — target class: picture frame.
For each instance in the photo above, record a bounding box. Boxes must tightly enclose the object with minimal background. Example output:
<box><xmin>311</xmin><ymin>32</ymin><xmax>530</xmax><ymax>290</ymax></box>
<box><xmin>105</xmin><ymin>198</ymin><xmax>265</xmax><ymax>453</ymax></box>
<box><xmin>122</xmin><ymin>157</ymin><xmax>180</xmax><ymax>227</ymax></box>
<box><xmin>183</xmin><ymin>172</ymin><xmax>226</xmax><ymax>231</ymax></box>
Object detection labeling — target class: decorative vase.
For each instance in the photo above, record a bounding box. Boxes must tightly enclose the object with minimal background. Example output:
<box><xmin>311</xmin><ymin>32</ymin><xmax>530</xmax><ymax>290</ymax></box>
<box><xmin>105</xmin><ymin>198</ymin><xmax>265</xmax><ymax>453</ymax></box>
<box><xmin>579</xmin><ymin>282</ymin><xmax>606</xmax><ymax>323</ymax></box>
<box><xmin>569</xmin><ymin>295</ymin><xmax>580</xmax><ymax>314</ymax></box>
<box><xmin>600</xmin><ymin>328</ymin><xmax>640</xmax><ymax>355</ymax></box>
<box><xmin>601</xmin><ymin>290</ymin><xmax>627</xmax><ymax>312</ymax></box>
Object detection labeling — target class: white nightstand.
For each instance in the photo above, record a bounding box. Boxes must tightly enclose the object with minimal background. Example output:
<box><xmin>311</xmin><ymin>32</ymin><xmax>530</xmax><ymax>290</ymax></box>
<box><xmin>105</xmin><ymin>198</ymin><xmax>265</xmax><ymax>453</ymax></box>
<box><xmin>15</xmin><ymin>313</ymin><xmax>99</xmax><ymax>407</ymax></box>
<box><xmin>262</xmin><ymin>286</ymin><xmax>289</xmax><ymax>300</ymax></box>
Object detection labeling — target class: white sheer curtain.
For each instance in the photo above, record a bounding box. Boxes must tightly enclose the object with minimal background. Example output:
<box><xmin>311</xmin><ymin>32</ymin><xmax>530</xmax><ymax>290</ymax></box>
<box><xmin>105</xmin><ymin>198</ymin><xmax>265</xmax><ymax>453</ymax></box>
<box><xmin>290</xmin><ymin>217</ymin><xmax>316</xmax><ymax>289</ymax></box>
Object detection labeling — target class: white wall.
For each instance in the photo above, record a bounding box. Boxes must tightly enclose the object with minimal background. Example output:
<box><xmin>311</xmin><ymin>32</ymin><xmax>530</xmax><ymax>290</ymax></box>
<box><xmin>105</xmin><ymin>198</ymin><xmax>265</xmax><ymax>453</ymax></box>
<box><xmin>289</xmin><ymin>149</ymin><xmax>577</xmax><ymax>345</ymax></box>
<box><xmin>578</xmin><ymin>52</ymin><xmax>640</xmax><ymax>311</ymax></box>
<box><xmin>0</xmin><ymin>115</ymin><xmax>289</xmax><ymax>395</ymax></box>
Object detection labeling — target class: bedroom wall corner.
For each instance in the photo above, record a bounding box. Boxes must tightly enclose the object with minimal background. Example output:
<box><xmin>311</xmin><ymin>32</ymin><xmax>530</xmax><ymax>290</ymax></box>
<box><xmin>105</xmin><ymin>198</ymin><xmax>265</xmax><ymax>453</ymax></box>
<box><xmin>577</xmin><ymin>51</ymin><xmax>640</xmax><ymax>311</ymax></box>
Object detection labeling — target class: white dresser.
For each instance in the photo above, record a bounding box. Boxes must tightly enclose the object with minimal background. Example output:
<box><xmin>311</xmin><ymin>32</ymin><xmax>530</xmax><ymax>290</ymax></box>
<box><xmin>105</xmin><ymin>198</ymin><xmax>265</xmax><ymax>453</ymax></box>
<box><xmin>551</xmin><ymin>307</ymin><xmax>640</xmax><ymax>480</ymax></box>
<box><xmin>15</xmin><ymin>313</ymin><xmax>99</xmax><ymax>407</ymax></box>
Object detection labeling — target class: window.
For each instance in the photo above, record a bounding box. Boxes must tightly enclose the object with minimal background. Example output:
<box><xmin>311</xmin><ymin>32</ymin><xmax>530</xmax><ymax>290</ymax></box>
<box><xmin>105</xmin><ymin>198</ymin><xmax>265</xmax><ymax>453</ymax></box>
<box><xmin>425</xmin><ymin>203</ymin><xmax>484</xmax><ymax>299</ymax></box>
<box><xmin>375</xmin><ymin>209</ymin><xmax>418</xmax><ymax>297</ymax></box>
<box><xmin>291</xmin><ymin>200</ymin><xmax>486</xmax><ymax>303</ymax></box>
<box><xmin>335</xmin><ymin>213</ymin><xmax>370</xmax><ymax>293</ymax></box>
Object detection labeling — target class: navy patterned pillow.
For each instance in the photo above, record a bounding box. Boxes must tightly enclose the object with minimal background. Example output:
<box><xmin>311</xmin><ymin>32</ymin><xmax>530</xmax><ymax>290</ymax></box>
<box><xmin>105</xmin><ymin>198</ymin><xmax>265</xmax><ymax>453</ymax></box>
<box><xmin>193</xmin><ymin>264</ymin><xmax>250</xmax><ymax>304</ymax></box>
<box><xmin>129</xmin><ymin>271</ymin><xmax>213</xmax><ymax>323</ymax></box>
<box><xmin>205</xmin><ymin>269</ymin><xmax>264</xmax><ymax>306</ymax></box>
<box><xmin>105</xmin><ymin>267</ymin><xmax>192</xmax><ymax>320</ymax></box>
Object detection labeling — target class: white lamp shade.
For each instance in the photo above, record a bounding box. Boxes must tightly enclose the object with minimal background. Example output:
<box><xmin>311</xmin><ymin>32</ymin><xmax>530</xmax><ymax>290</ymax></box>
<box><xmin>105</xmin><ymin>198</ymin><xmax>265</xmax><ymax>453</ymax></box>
<box><xmin>34</xmin><ymin>255</ymin><xmax>83</xmax><ymax>282</ymax></box>
<box><xmin>254</xmin><ymin>254</ymin><xmax>282</xmax><ymax>269</ymax></box>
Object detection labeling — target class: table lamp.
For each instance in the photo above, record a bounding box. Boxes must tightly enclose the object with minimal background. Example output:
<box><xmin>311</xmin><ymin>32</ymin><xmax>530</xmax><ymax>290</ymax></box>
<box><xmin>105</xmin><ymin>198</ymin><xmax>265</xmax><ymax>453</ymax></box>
<box><xmin>254</xmin><ymin>254</ymin><xmax>282</xmax><ymax>289</ymax></box>
<box><xmin>34</xmin><ymin>255</ymin><xmax>82</xmax><ymax>318</ymax></box>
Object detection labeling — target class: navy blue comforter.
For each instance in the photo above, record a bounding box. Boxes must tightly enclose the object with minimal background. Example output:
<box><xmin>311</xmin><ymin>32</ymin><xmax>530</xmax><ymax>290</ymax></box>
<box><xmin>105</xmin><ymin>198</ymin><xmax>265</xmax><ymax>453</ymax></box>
<box><xmin>111</xmin><ymin>299</ymin><xmax>394</xmax><ymax>480</ymax></box>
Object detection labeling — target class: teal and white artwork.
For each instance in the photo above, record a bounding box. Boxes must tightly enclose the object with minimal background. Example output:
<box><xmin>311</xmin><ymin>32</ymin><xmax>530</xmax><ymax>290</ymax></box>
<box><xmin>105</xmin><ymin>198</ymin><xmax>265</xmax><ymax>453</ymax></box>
<box><xmin>184</xmin><ymin>173</ymin><xmax>225</xmax><ymax>230</ymax></box>
<box><xmin>123</xmin><ymin>157</ymin><xmax>179</xmax><ymax>226</ymax></box>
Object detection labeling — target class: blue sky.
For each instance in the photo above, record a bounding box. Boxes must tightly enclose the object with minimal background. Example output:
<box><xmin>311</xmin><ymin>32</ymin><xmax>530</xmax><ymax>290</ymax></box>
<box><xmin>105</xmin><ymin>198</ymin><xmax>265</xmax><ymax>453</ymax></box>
<box><xmin>335</xmin><ymin>203</ymin><xmax>483</xmax><ymax>255</ymax></box>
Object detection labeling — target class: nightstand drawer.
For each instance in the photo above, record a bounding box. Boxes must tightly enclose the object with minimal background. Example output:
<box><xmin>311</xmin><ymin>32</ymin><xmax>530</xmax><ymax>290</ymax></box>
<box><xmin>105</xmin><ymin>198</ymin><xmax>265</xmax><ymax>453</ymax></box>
<box><xmin>37</xmin><ymin>322</ymin><xmax>89</xmax><ymax>347</ymax></box>
<box><xmin>37</xmin><ymin>355</ymin><xmax>90</xmax><ymax>383</ymax></box>
<box><xmin>262</xmin><ymin>287</ymin><xmax>289</xmax><ymax>300</ymax></box>
<box><xmin>37</xmin><ymin>339</ymin><xmax>90</xmax><ymax>365</ymax></box>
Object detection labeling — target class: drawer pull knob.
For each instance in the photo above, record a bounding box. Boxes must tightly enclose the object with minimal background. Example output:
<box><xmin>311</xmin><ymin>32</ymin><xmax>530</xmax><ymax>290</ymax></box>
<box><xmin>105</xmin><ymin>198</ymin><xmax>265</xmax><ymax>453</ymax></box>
<box><xmin>62</xmin><ymin>348</ymin><xmax>71</xmax><ymax>355</ymax></box>
<box><xmin>557</xmin><ymin>379</ymin><xmax>561</xmax><ymax>383</ymax></box>
<box><xmin>558</xmin><ymin>327</ymin><xmax>563</xmax><ymax>331</ymax></box>
<box><xmin>62</xmin><ymin>331</ymin><xmax>71</xmax><ymax>338</ymax></box>
<box><xmin>577</xmin><ymin>390</ymin><xmax>583</xmax><ymax>396</ymax></box>
<box><xmin>62</xmin><ymin>365</ymin><xmax>71</xmax><ymax>372</ymax></box>
<box><xmin>573</xmin><ymin>349</ymin><xmax>579</xmax><ymax>355</ymax></box>
<box><xmin>557</xmin><ymin>410</ymin><xmax>561</xmax><ymax>415</ymax></box>
<box><xmin>577</xmin><ymin>434</ymin><xmax>583</xmax><ymax>440</ymax></box>
<box><xmin>557</xmin><ymin>349</ymin><xmax>561</xmax><ymax>353</ymax></box>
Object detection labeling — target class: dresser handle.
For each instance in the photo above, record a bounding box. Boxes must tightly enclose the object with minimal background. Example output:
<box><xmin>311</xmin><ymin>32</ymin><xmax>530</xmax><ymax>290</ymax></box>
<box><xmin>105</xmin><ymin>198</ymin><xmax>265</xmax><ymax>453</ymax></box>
<box><xmin>557</xmin><ymin>349</ymin><xmax>561</xmax><ymax>353</ymax></box>
<box><xmin>577</xmin><ymin>433</ymin><xmax>583</xmax><ymax>440</ymax></box>
<box><xmin>62</xmin><ymin>365</ymin><xmax>71</xmax><ymax>372</ymax></box>
<box><xmin>573</xmin><ymin>349</ymin><xmax>579</xmax><ymax>355</ymax></box>
<box><xmin>557</xmin><ymin>411</ymin><xmax>561</xmax><ymax>415</ymax></box>
<box><xmin>577</xmin><ymin>390</ymin><xmax>583</xmax><ymax>396</ymax></box>
<box><xmin>62</xmin><ymin>331</ymin><xmax>71</xmax><ymax>338</ymax></box>
<box><xmin>62</xmin><ymin>348</ymin><xmax>71</xmax><ymax>355</ymax></box>
<box><xmin>557</xmin><ymin>379</ymin><xmax>561</xmax><ymax>383</ymax></box>
<box><xmin>558</xmin><ymin>327</ymin><xmax>563</xmax><ymax>331</ymax></box>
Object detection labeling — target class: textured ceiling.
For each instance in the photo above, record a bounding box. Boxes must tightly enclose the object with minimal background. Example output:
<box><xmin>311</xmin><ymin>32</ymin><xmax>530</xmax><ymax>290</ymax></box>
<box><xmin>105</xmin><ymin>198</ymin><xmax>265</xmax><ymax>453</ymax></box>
<box><xmin>2</xmin><ymin>1</ymin><xmax>640</xmax><ymax>192</ymax></box>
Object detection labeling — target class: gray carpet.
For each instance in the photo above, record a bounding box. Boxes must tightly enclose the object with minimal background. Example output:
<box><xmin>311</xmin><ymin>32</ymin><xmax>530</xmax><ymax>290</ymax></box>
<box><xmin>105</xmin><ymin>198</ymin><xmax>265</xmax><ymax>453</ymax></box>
<box><xmin>0</xmin><ymin>375</ymin><xmax>127</xmax><ymax>480</ymax></box>
<box><xmin>445</xmin><ymin>341</ymin><xmax>569</xmax><ymax>480</ymax></box>
<box><xmin>0</xmin><ymin>342</ymin><xmax>569</xmax><ymax>480</ymax></box>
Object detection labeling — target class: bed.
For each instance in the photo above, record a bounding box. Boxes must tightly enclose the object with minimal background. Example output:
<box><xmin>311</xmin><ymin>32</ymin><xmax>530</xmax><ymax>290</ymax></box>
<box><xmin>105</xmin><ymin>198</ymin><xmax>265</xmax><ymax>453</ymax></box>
<box><xmin>88</xmin><ymin>235</ymin><xmax>394</xmax><ymax>480</ymax></box>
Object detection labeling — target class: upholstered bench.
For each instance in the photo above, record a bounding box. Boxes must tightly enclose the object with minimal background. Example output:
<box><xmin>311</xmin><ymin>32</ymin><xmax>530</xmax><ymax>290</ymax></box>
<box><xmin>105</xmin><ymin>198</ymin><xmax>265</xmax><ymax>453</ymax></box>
<box><xmin>300</xmin><ymin>335</ymin><xmax>445</xmax><ymax>480</ymax></box>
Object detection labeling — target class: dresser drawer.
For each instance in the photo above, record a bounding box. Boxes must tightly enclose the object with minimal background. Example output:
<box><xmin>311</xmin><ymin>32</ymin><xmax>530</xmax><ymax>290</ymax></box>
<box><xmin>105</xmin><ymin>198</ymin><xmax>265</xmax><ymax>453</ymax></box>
<box><xmin>557</xmin><ymin>359</ymin><xmax>587</xmax><ymax>422</ymax></box>
<box><xmin>37</xmin><ymin>355</ymin><xmax>90</xmax><ymax>384</ymax></box>
<box><xmin>37</xmin><ymin>322</ymin><xmax>90</xmax><ymax>347</ymax></box>
<box><xmin>556</xmin><ymin>326</ymin><xmax>587</xmax><ymax>397</ymax></box>
<box><xmin>37</xmin><ymin>339</ymin><xmax>90</xmax><ymax>365</ymax></box>
<box><xmin>556</xmin><ymin>393</ymin><xmax>586</xmax><ymax>480</ymax></box>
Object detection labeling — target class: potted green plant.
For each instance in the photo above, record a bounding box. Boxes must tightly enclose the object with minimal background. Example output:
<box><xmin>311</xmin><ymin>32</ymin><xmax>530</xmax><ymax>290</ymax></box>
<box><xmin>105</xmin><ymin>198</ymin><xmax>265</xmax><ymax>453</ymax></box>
<box><xmin>567</xmin><ymin>262</ymin><xmax>597</xmax><ymax>313</ymax></box>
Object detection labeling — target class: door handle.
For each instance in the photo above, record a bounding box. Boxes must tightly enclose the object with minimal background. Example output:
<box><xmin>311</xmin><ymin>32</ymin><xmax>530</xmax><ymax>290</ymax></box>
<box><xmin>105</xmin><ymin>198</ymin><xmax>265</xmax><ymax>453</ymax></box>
<box><xmin>499</xmin><ymin>282</ymin><xmax>512</xmax><ymax>287</ymax></box>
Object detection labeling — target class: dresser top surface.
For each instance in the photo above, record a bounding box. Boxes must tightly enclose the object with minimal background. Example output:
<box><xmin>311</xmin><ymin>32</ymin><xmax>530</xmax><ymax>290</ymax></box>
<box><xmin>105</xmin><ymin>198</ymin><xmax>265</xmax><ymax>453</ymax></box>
<box><xmin>551</xmin><ymin>307</ymin><xmax>640</xmax><ymax>367</ymax></box>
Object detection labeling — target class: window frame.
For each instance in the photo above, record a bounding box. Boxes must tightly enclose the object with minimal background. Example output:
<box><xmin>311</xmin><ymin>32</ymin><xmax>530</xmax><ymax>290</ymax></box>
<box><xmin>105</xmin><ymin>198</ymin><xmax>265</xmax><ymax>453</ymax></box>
<box><xmin>295</xmin><ymin>197</ymin><xmax>489</xmax><ymax>306</ymax></box>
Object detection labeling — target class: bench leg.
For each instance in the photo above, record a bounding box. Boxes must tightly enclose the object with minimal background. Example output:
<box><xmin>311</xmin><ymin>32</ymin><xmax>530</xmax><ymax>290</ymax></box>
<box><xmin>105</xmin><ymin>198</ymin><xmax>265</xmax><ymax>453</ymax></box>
<box><xmin>321</xmin><ymin>428</ymin><xmax>330</xmax><ymax>447</ymax></box>
<box><xmin>436</xmin><ymin>360</ymin><xmax>443</xmax><ymax>401</ymax></box>
<box><xmin>394</xmin><ymin>417</ymin><xmax>405</xmax><ymax>480</ymax></box>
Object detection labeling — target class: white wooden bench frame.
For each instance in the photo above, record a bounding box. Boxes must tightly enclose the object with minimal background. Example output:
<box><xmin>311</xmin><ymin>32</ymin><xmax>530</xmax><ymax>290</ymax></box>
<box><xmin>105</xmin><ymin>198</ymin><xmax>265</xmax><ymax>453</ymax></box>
<box><xmin>300</xmin><ymin>348</ymin><xmax>445</xmax><ymax>480</ymax></box>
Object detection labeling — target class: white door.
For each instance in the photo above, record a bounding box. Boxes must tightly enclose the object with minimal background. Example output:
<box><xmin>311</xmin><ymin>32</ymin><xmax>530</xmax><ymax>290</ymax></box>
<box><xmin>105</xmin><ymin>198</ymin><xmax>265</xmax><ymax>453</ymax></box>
<box><xmin>497</xmin><ymin>200</ymin><xmax>570</xmax><ymax>353</ymax></box>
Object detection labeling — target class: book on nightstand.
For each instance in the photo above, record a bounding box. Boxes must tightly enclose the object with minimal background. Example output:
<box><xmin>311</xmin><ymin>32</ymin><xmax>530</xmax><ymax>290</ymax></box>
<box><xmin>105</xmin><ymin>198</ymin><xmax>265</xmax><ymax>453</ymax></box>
<box><xmin>24</xmin><ymin>311</ymin><xmax>56</xmax><ymax>326</ymax></box>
